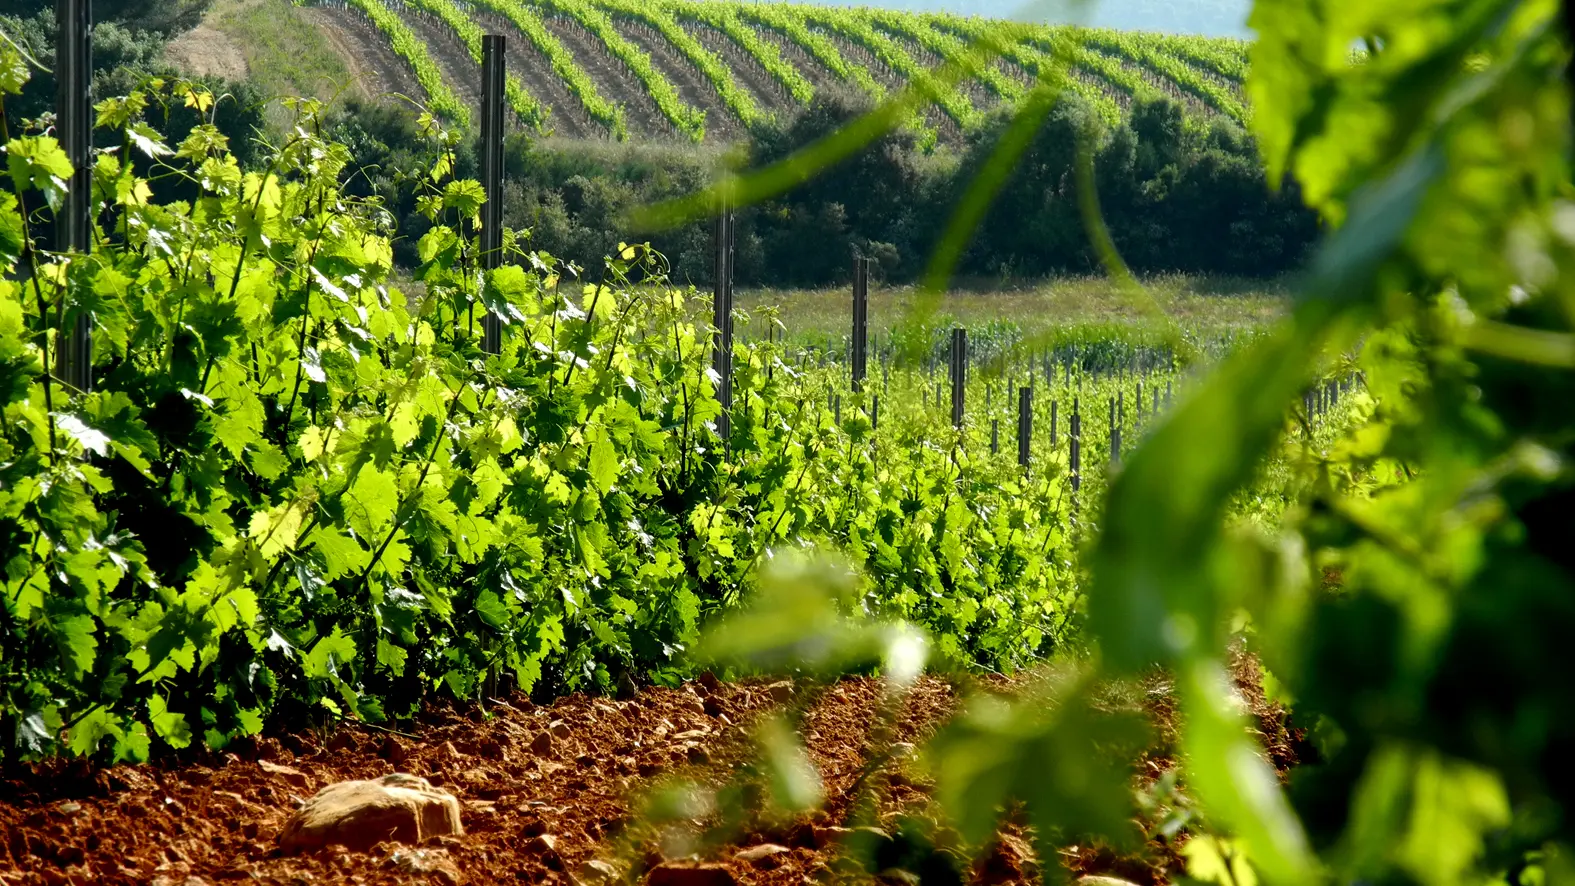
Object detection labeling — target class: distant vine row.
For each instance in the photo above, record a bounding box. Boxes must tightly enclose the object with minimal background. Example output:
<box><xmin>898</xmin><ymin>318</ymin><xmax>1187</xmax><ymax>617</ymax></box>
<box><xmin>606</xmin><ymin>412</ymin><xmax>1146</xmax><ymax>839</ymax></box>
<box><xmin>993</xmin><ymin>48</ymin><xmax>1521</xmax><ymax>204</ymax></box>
<box><xmin>469</xmin><ymin>0</ymin><xmax>628</xmax><ymax>137</ymax></box>
<box><xmin>677</xmin><ymin>0</ymin><xmax>815</xmax><ymax>106</ymax></box>
<box><xmin>340</xmin><ymin>0</ymin><xmax>471</xmax><ymax>124</ymax></box>
<box><xmin>401</xmin><ymin>0</ymin><xmax>549</xmax><ymax>128</ymax></box>
<box><xmin>939</xmin><ymin>15</ymin><xmax>1124</xmax><ymax>127</ymax></box>
<box><xmin>536</xmin><ymin>0</ymin><xmax>707</xmax><ymax>139</ymax></box>
<box><xmin>1150</xmin><ymin>32</ymin><xmax>1249</xmax><ymax>83</ymax></box>
<box><xmin>598</xmin><ymin>0</ymin><xmax>760</xmax><ymax>127</ymax></box>
<box><xmin>799</xmin><ymin>5</ymin><xmax>978</xmax><ymax>130</ymax></box>
<box><xmin>733</xmin><ymin>4</ymin><xmax>939</xmax><ymax>147</ymax></box>
<box><xmin>1080</xmin><ymin>29</ymin><xmax>1248</xmax><ymax>123</ymax></box>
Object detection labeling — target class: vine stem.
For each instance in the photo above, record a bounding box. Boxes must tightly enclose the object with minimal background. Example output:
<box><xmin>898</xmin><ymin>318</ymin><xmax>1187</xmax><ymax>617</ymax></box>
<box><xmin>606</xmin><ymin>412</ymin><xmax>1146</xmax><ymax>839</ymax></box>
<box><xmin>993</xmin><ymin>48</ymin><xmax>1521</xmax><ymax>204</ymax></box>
<box><xmin>5</xmin><ymin>99</ymin><xmax>61</xmax><ymax>455</ymax></box>
<box><xmin>278</xmin><ymin>236</ymin><xmax>327</xmax><ymax>441</ymax></box>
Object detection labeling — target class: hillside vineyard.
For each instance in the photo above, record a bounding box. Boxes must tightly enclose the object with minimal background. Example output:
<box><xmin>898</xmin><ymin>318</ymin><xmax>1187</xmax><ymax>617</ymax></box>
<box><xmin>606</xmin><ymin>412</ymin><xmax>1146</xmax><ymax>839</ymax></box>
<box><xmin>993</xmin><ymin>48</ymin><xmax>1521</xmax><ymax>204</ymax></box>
<box><xmin>313</xmin><ymin>0</ymin><xmax>1250</xmax><ymax>143</ymax></box>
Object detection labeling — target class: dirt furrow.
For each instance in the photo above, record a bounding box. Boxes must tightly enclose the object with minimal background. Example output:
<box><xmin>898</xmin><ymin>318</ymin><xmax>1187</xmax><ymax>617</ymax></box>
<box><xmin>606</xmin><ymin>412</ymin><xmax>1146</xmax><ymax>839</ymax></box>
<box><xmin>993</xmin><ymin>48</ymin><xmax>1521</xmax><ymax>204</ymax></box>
<box><xmin>0</xmin><ymin>680</ymin><xmax>777</xmax><ymax>884</ymax></box>
<box><xmin>0</xmin><ymin>657</ymin><xmax>1301</xmax><ymax>886</ymax></box>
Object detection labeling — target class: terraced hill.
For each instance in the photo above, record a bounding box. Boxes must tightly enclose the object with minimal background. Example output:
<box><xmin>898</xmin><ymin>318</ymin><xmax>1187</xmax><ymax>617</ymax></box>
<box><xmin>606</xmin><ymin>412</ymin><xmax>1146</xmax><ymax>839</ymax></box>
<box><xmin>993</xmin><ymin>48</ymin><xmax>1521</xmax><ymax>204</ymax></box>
<box><xmin>302</xmin><ymin>0</ymin><xmax>1251</xmax><ymax>144</ymax></box>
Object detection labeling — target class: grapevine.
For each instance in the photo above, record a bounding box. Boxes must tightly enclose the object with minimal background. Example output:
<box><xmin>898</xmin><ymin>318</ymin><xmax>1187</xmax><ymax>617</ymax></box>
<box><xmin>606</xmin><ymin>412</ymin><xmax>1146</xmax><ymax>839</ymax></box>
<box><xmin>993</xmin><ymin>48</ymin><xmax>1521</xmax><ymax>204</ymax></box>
<box><xmin>1021</xmin><ymin>25</ymin><xmax>1168</xmax><ymax>111</ymax></box>
<box><xmin>733</xmin><ymin>1</ymin><xmax>884</xmax><ymax>103</ymax></box>
<box><xmin>1079</xmin><ymin>28</ymin><xmax>1248</xmax><ymax>123</ymax></box>
<box><xmin>0</xmin><ymin>77</ymin><xmax>1109</xmax><ymax>762</ymax></box>
<box><xmin>942</xmin><ymin>15</ymin><xmax>1123</xmax><ymax>126</ymax></box>
<box><xmin>797</xmin><ymin>4</ymin><xmax>978</xmax><ymax>131</ymax></box>
<box><xmin>1151</xmin><ymin>32</ymin><xmax>1249</xmax><ymax>84</ymax></box>
<box><xmin>733</xmin><ymin>3</ymin><xmax>938</xmax><ymax>147</ymax></box>
<box><xmin>870</xmin><ymin>9</ymin><xmax>1024</xmax><ymax>108</ymax></box>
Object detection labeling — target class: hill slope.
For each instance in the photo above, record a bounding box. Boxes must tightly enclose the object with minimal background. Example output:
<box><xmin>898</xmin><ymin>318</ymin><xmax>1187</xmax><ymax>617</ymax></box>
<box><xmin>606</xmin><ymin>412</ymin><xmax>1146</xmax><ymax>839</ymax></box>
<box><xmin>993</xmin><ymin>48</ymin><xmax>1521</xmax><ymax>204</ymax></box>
<box><xmin>206</xmin><ymin>0</ymin><xmax>1252</xmax><ymax>144</ymax></box>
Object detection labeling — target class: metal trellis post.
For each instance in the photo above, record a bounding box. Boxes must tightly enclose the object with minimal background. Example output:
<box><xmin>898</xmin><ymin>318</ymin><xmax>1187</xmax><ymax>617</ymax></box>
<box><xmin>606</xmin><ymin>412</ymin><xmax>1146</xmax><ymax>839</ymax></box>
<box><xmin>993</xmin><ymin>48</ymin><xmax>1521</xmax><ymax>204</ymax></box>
<box><xmin>1017</xmin><ymin>386</ymin><xmax>1032</xmax><ymax>469</ymax></box>
<box><xmin>55</xmin><ymin>0</ymin><xmax>93</xmax><ymax>392</ymax></box>
<box><xmin>479</xmin><ymin>34</ymin><xmax>506</xmax><ymax>355</ymax></box>
<box><xmin>852</xmin><ymin>256</ymin><xmax>869</xmax><ymax>394</ymax></box>
<box><xmin>949</xmin><ymin>327</ymin><xmax>966</xmax><ymax>429</ymax></box>
<box><xmin>1071</xmin><ymin>398</ymin><xmax>1082</xmax><ymax>493</ymax></box>
<box><xmin>712</xmin><ymin>197</ymin><xmax>735</xmax><ymax>442</ymax></box>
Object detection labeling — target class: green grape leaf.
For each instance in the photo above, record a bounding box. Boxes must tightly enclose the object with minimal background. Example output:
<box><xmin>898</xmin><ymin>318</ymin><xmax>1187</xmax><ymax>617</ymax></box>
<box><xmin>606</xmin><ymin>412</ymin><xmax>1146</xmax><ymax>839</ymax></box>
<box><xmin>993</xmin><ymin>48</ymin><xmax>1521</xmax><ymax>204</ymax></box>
<box><xmin>112</xmin><ymin>721</ymin><xmax>150</xmax><ymax>763</ymax></box>
<box><xmin>235</xmin><ymin>709</ymin><xmax>264</xmax><ymax>736</ymax></box>
<box><xmin>7</xmin><ymin>136</ymin><xmax>73</xmax><ymax>208</ymax></box>
<box><xmin>248</xmin><ymin>503</ymin><xmax>303</xmax><ymax>560</ymax></box>
<box><xmin>311</xmin><ymin>527</ymin><xmax>370</xmax><ymax>581</ymax></box>
<box><xmin>442</xmin><ymin>180</ymin><xmax>487</xmax><ymax>220</ymax></box>
<box><xmin>82</xmin><ymin>392</ymin><xmax>160</xmax><ymax>478</ymax></box>
<box><xmin>588</xmin><ymin>438</ymin><xmax>618</xmax><ymax>494</ymax></box>
<box><xmin>0</xmin><ymin>191</ymin><xmax>23</xmax><ymax>265</ymax></box>
<box><xmin>0</xmin><ymin>39</ymin><xmax>29</xmax><ymax>94</ymax></box>
<box><xmin>247</xmin><ymin>440</ymin><xmax>289</xmax><ymax>480</ymax></box>
<box><xmin>474</xmin><ymin>590</ymin><xmax>509</xmax><ymax>630</ymax></box>
<box><xmin>213</xmin><ymin>395</ymin><xmax>264</xmax><ymax>458</ymax></box>
<box><xmin>67</xmin><ymin>708</ymin><xmax>119</xmax><ymax>758</ymax></box>
<box><xmin>304</xmin><ymin>627</ymin><xmax>357</xmax><ymax>680</ymax></box>
<box><xmin>301</xmin><ymin>346</ymin><xmax>327</xmax><ymax>384</ymax></box>
<box><xmin>300</xmin><ymin>426</ymin><xmax>328</xmax><ymax>462</ymax></box>
<box><xmin>54</xmin><ymin>413</ymin><xmax>111</xmax><ymax>457</ymax></box>
<box><xmin>377</xmin><ymin>639</ymin><xmax>409</xmax><ymax>675</ymax></box>
<box><xmin>126</xmin><ymin>122</ymin><xmax>174</xmax><ymax>160</ymax></box>
<box><xmin>147</xmin><ymin>696</ymin><xmax>192</xmax><ymax>749</ymax></box>
<box><xmin>346</xmin><ymin>468</ymin><xmax>399</xmax><ymax>535</ymax></box>
<box><xmin>51</xmin><ymin>613</ymin><xmax>99</xmax><ymax>678</ymax></box>
<box><xmin>14</xmin><ymin>708</ymin><xmax>56</xmax><ymax>756</ymax></box>
<box><xmin>294</xmin><ymin>561</ymin><xmax>324</xmax><ymax>602</ymax></box>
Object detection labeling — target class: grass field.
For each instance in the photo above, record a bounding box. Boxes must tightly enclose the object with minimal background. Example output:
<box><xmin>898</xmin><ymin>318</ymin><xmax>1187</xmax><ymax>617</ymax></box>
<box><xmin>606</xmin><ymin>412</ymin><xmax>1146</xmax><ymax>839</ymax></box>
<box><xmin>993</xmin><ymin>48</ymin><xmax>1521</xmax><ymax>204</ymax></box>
<box><xmin>736</xmin><ymin>274</ymin><xmax>1288</xmax><ymax>346</ymax></box>
<box><xmin>207</xmin><ymin>0</ymin><xmax>360</xmax><ymax>123</ymax></box>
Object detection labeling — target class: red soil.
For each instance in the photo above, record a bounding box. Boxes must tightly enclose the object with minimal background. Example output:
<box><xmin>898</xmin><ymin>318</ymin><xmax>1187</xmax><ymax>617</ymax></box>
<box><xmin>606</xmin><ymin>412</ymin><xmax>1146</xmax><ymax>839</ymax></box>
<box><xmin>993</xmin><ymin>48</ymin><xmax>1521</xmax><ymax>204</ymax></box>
<box><xmin>0</xmin><ymin>659</ymin><xmax>1300</xmax><ymax>886</ymax></box>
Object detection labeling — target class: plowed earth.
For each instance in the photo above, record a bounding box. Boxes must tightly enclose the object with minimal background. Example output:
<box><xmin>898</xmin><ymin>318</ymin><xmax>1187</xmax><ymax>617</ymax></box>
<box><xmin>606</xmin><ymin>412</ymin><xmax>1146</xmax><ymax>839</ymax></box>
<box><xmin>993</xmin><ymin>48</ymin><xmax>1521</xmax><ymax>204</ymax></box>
<box><xmin>0</xmin><ymin>659</ymin><xmax>1301</xmax><ymax>886</ymax></box>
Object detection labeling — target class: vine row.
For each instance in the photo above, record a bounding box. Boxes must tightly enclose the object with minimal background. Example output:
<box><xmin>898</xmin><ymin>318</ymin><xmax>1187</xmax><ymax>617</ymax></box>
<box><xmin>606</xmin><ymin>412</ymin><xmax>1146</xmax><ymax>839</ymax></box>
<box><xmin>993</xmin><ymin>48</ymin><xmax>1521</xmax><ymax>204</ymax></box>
<box><xmin>401</xmin><ymin>0</ymin><xmax>548</xmax><ymax>129</ymax></box>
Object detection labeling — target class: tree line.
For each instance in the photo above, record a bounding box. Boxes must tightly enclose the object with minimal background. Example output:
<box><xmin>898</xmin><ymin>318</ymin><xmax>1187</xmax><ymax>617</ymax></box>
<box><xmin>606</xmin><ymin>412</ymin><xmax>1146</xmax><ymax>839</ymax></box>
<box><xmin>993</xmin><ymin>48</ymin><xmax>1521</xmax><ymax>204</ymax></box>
<box><xmin>365</xmin><ymin>89</ymin><xmax>1321</xmax><ymax>287</ymax></box>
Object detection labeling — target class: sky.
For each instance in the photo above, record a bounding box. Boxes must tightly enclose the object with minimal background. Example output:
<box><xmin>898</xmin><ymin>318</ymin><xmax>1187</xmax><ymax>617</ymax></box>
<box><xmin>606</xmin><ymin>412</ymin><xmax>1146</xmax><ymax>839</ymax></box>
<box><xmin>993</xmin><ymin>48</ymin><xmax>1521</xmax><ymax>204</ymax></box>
<box><xmin>782</xmin><ymin>0</ymin><xmax>1253</xmax><ymax>38</ymax></box>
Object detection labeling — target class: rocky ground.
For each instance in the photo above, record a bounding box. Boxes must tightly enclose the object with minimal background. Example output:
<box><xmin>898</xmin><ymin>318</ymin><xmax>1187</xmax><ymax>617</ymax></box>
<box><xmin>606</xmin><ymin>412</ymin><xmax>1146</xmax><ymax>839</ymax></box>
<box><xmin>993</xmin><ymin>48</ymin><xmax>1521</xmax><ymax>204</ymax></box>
<box><xmin>0</xmin><ymin>659</ymin><xmax>1302</xmax><ymax>886</ymax></box>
